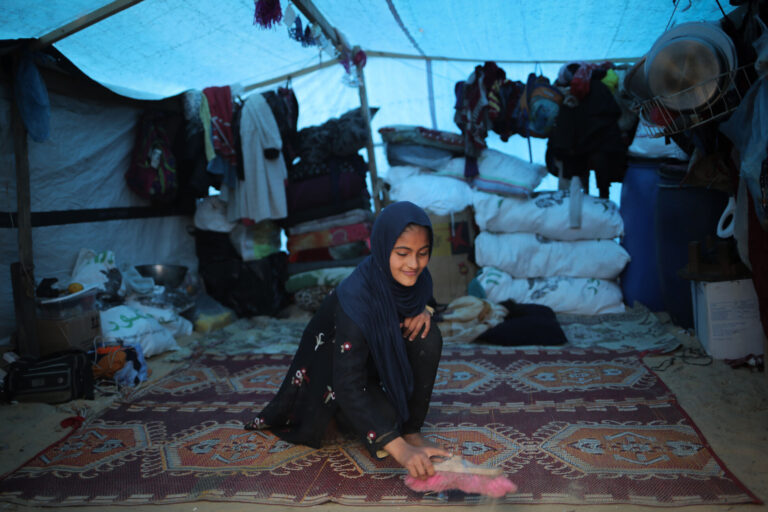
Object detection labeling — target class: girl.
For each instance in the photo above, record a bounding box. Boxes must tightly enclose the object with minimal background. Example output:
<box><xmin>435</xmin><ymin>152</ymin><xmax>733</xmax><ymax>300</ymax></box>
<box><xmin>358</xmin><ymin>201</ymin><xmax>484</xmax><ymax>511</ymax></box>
<box><xmin>246</xmin><ymin>201</ymin><xmax>450</xmax><ymax>478</ymax></box>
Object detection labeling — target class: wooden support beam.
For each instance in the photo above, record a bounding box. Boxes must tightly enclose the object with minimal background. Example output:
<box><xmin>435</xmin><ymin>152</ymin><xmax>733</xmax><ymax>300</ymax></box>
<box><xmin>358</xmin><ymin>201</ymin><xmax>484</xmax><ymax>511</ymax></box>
<box><xmin>33</xmin><ymin>0</ymin><xmax>145</xmax><ymax>49</ymax></box>
<box><xmin>288</xmin><ymin>0</ymin><xmax>381</xmax><ymax>214</ymax></box>
<box><xmin>10</xmin><ymin>54</ymin><xmax>39</xmax><ymax>357</ymax></box>
<box><xmin>364</xmin><ymin>50</ymin><xmax>640</xmax><ymax>65</ymax></box>
<box><xmin>291</xmin><ymin>0</ymin><xmax>341</xmax><ymax>48</ymax></box>
<box><xmin>355</xmin><ymin>64</ymin><xmax>381</xmax><ymax>214</ymax></box>
<box><xmin>243</xmin><ymin>59</ymin><xmax>337</xmax><ymax>93</ymax></box>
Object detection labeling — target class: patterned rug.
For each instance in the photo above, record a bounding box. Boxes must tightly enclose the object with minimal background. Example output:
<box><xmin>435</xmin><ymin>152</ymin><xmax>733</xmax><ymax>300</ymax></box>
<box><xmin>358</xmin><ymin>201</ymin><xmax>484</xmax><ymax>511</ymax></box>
<box><xmin>0</xmin><ymin>348</ymin><xmax>759</xmax><ymax>507</ymax></box>
<box><xmin>557</xmin><ymin>302</ymin><xmax>682</xmax><ymax>353</ymax></box>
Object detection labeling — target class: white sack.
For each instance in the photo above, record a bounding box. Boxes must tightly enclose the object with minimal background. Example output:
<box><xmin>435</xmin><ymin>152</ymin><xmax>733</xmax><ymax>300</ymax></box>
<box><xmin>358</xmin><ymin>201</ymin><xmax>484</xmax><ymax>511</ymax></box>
<box><xmin>382</xmin><ymin>165</ymin><xmax>426</xmax><ymax>185</ymax></box>
<box><xmin>388</xmin><ymin>173</ymin><xmax>472</xmax><ymax>216</ymax></box>
<box><xmin>127</xmin><ymin>300</ymin><xmax>194</xmax><ymax>338</ymax></box>
<box><xmin>475</xmin><ymin>267</ymin><xmax>625</xmax><ymax>315</ymax></box>
<box><xmin>475</xmin><ymin>232</ymin><xmax>630</xmax><ymax>279</ymax></box>
<box><xmin>436</xmin><ymin>149</ymin><xmax>547</xmax><ymax>197</ymax></box>
<box><xmin>473</xmin><ymin>189</ymin><xmax>624</xmax><ymax>240</ymax></box>
<box><xmin>100</xmin><ymin>305</ymin><xmax>181</xmax><ymax>358</ymax></box>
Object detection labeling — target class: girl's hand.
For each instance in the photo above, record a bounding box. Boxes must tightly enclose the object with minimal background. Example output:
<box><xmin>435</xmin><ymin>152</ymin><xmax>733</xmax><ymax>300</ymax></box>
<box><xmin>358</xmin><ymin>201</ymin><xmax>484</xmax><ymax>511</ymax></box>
<box><xmin>383</xmin><ymin>437</ymin><xmax>452</xmax><ymax>479</ymax></box>
<box><xmin>401</xmin><ymin>310</ymin><xmax>432</xmax><ymax>341</ymax></box>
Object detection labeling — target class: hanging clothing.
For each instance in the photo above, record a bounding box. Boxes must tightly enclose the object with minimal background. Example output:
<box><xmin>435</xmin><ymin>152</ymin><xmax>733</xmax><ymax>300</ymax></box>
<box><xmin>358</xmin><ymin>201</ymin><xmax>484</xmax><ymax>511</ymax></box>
<box><xmin>14</xmin><ymin>53</ymin><xmax>50</xmax><ymax>142</ymax></box>
<box><xmin>546</xmin><ymin>76</ymin><xmax>627</xmax><ymax>198</ymax></box>
<box><xmin>199</xmin><ymin>94</ymin><xmax>215</xmax><ymax>162</ymax></box>
<box><xmin>224</xmin><ymin>94</ymin><xmax>287</xmax><ymax>223</ymax></box>
<box><xmin>202</xmin><ymin>85</ymin><xmax>237</xmax><ymax>166</ymax></box>
<box><xmin>250</xmin><ymin>201</ymin><xmax>441</xmax><ymax>457</ymax></box>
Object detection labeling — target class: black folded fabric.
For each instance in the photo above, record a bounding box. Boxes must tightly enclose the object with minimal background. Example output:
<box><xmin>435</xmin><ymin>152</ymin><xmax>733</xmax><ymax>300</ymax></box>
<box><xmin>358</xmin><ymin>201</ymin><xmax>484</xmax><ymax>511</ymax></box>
<box><xmin>477</xmin><ymin>301</ymin><xmax>567</xmax><ymax>347</ymax></box>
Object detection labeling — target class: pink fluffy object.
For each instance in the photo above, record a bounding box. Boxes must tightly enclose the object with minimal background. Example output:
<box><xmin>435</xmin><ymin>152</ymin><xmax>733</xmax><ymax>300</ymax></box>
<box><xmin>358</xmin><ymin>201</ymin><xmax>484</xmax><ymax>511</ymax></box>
<box><xmin>404</xmin><ymin>456</ymin><xmax>517</xmax><ymax>498</ymax></box>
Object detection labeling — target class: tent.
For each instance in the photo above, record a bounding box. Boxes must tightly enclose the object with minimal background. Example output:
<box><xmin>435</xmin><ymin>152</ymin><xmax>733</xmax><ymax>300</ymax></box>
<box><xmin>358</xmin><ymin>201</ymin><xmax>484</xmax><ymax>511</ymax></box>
<box><xmin>0</xmin><ymin>0</ymin><xmax>745</xmax><ymax>343</ymax></box>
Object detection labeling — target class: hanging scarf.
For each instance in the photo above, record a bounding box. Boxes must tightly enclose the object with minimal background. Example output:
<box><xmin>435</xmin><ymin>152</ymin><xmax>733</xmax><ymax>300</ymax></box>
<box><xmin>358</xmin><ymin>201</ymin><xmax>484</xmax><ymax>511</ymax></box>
<box><xmin>336</xmin><ymin>201</ymin><xmax>433</xmax><ymax>422</ymax></box>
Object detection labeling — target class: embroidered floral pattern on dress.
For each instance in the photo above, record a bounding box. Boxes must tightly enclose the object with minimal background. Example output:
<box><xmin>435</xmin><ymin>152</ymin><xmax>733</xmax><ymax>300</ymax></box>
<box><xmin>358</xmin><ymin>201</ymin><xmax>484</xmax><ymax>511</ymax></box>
<box><xmin>314</xmin><ymin>332</ymin><xmax>325</xmax><ymax>351</ymax></box>
<box><xmin>244</xmin><ymin>416</ymin><xmax>267</xmax><ymax>430</ymax></box>
<box><xmin>341</xmin><ymin>341</ymin><xmax>352</xmax><ymax>353</ymax></box>
<box><xmin>366</xmin><ymin>430</ymin><xmax>377</xmax><ymax>443</ymax></box>
<box><xmin>323</xmin><ymin>385</ymin><xmax>336</xmax><ymax>404</ymax></box>
<box><xmin>292</xmin><ymin>367</ymin><xmax>309</xmax><ymax>386</ymax></box>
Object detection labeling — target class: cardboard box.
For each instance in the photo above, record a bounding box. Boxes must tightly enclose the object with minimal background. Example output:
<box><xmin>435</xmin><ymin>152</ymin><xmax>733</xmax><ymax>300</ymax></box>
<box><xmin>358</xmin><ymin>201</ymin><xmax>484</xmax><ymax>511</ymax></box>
<box><xmin>36</xmin><ymin>310</ymin><xmax>101</xmax><ymax>356</ymax></box>
<box><xmin>428</xmin><ymin>208</ymin><xmax>478</xmax><ymax>305</ymax></box>
<box><xmin>691</xmin><ymin>279</ymin><xmax>766</xmax><ymax>359</ymax></box>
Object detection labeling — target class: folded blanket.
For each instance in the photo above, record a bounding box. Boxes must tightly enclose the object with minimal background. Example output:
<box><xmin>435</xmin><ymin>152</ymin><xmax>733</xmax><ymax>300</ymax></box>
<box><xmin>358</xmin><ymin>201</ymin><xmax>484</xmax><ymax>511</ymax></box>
<box><xmin>287</xmin><ymin>222</ymin><xmax>372</xmax><ymax>252</ymax></box>
<box><xmin>288</xmin><ymin>241</ymin><xmax>370</xmax><ymax>263</ymax></box>
<box><xmin>286</xmin><ymin>172</ymin><xmax>368</xmax><ymax>214</ymax></box>
<box><xmin>288</xmin><ymin>208</ymin><xmax>374</xmax><ymax>236</ymax></box>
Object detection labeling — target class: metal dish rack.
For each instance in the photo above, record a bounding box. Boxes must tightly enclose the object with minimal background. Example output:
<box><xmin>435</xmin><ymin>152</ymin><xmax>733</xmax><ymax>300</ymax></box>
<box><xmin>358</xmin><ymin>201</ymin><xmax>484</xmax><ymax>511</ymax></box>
<box><xmin>634</xmin><ymin>64</ymin><xmax>754</xmax><ymax>137</ymax></box>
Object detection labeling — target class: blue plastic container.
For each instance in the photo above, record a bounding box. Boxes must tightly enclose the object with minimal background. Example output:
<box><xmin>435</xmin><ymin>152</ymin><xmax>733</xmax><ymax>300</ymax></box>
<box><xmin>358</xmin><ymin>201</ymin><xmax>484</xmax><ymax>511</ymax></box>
<box><xmin>654</xmin><ymin>180</ymin><xmax>728</xmax><ymax>329</ymax></box>
<box><xmin>619</xmin><ymin>161</ymin><xmax>665</xmax><ymax>311</ymax></box>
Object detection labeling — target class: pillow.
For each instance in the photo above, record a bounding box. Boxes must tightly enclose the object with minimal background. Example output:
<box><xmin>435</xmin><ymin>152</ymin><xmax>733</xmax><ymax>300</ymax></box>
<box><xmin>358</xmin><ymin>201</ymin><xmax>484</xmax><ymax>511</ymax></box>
<box><xmin>388</xmin><ymin>173</ymin><xmax>473</xmax><ymax>216</ymax></box>
<box><xmin>437</xmin><ymin>149</ymin><xmax>547</xmax><ymax>197</ymax></box>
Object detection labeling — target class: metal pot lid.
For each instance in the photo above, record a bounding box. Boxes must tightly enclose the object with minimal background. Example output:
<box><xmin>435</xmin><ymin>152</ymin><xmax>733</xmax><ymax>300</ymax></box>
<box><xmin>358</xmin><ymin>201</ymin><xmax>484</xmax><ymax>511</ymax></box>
<box><xmin>648</xmin><ymin>21</ymin><xmax>736</xmax><ymax>73</ymax></box>
<box><xmin>646</xmin><ymin>36</ymin><xmax>725</xmax><ymax>111</ymax></box>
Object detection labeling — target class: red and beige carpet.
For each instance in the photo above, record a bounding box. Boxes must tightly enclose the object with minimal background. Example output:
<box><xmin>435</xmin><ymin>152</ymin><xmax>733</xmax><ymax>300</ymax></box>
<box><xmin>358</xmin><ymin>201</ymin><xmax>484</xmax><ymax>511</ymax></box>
<box><xmin>0</xmin><ymin>347</ymin><xmax>760</xmax><ymax>507</ymax></box>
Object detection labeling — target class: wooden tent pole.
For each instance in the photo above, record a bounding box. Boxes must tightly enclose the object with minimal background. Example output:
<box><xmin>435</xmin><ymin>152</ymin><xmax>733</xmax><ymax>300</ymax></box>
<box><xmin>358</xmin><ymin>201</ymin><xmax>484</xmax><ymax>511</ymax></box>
<box><xmin>291</xmin><ymin>0</ymin><xmax>381</xmax><ymax>213</ymax></box>
<box><xmin>355</xmin><ymin>64</ymin><xmax>381</xmax><ymax>213</ymax></box>
<box><xmin>33</xmin><ymin>0</ymin><xmax>145</xmax><ymax>49</ymax></box>
<box><xmin>243</xmin><ymin>59</ymin><xmax>337</xmax><ymax>92</ymax></box>
<box><xmin>10</xmin><ymin>54</ymin><xmax>39</xmax><ymax>358</ymax></box>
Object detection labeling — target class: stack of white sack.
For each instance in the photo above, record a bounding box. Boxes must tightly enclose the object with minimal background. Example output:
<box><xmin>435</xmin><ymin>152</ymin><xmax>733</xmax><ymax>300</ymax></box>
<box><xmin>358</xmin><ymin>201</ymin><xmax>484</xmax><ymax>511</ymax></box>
<box><xmin>472</xmin><ymin>189</ymin><xmax>629</xmax><ymax>315</ymax></box>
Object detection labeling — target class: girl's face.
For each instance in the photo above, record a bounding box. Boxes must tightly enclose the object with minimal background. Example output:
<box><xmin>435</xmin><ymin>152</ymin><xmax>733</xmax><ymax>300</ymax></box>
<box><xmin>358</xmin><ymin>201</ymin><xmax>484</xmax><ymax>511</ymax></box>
<box><xmin>389</xmin><ymin>224</ymin><xmax>430</xmax><ymax>287</ymax></box>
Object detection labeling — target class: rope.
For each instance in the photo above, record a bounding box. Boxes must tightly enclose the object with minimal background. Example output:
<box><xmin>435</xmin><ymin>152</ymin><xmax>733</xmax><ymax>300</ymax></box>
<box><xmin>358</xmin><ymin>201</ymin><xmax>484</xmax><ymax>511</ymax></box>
<box><xmin>384</xmin><ymin>0</ymin><xmax>426</xmax><ymax>57</ymax></box>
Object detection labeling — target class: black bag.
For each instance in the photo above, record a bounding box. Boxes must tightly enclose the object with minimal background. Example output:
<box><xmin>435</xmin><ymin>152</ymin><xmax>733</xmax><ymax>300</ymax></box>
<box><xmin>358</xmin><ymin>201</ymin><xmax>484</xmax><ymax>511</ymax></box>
<box><xmin>192</xmin><ymin>228</ymin><xmax>289</xmax><ymax>318</ymax></box>
<box><xmin>4</xmin><ymin>349</ymin><xmax>95</xmax><ymax>404</ymax></box>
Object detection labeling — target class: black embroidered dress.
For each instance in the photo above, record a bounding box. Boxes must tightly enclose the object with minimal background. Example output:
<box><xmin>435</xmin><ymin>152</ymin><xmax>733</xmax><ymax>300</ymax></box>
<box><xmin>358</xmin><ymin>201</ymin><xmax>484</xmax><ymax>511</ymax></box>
<box><xmin>253</xmin><ymin>290</ymin><xmax>442</xmax><ymax>457</ymax></box>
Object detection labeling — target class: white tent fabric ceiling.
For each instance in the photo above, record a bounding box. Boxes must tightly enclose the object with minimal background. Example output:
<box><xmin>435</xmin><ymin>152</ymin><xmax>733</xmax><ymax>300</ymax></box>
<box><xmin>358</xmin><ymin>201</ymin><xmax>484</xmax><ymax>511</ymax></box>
<box><xmin>2</xmin><ymin>0</ymin><xmax>738</xmax><ymax>101</ymax></box>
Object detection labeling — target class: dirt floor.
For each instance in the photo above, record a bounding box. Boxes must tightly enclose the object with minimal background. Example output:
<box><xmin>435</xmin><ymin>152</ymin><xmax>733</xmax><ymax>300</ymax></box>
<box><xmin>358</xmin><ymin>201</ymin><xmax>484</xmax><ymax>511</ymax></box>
<box><xmin>0</xmin><ymin>317</ymin><xmax>766</xmax><ymax>512</ymax></box>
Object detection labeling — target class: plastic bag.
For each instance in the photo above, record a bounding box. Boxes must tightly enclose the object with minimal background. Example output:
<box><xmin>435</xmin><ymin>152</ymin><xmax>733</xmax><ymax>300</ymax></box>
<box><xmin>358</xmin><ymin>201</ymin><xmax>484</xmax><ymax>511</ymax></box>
<box><xmin>719</xmin><ymin>78</ymin><xmax>768</xmax><ymax>230</ymax></box>
<box><xmin>120</xmin><ymin>264</ymin><xmax>155</xmax><ymax>295</ymax></box>
<box><xmin>71</xmin><ymin>249</ymin><xmax>116</xmax><ymax>289</ymax></box>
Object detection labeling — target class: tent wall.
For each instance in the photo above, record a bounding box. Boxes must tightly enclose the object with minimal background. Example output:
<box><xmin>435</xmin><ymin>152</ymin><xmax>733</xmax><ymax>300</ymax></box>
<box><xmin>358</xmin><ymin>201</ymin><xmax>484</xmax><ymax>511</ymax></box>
<box><xmin>0</xmin><ymin>90</ymin><xmax>196</xmax><ymax>340</ymax></box>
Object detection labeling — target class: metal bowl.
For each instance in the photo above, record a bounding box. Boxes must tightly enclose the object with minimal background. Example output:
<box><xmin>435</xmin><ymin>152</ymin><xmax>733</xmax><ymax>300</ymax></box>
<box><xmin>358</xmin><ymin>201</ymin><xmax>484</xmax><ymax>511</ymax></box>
<box><xmin>135</xmin><ymin>264</ymin><xmax>188</xmax><ymax>289</ymax></box>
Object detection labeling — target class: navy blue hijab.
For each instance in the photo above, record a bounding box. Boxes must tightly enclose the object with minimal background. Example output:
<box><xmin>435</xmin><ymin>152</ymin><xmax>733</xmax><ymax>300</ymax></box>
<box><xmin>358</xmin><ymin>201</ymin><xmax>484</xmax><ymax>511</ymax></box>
<box><xmin>336</xmin><ymin>201</ymin><xmax>433</xmax><ymax>422</ymax></box>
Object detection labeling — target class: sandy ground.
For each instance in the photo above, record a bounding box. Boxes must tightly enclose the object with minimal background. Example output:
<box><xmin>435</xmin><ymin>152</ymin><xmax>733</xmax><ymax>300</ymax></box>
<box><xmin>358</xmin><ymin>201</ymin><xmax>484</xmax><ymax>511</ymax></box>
<box><xmin>0</xmin><ymin>320</ymin><xmax>766</xmax><ymax>512</ymax></box>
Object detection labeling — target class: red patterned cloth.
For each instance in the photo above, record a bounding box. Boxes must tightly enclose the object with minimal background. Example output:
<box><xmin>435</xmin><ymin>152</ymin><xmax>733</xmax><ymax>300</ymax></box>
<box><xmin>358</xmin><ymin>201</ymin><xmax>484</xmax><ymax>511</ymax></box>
<box><xmin>287</xmin><ymin>222</ymin><xmax>372</xmax><ymax>252</ymax></box>
<box><xmin>203</xmin><ymin>86</ymin><xmax>237</xmax><ymax>165</ymax></box>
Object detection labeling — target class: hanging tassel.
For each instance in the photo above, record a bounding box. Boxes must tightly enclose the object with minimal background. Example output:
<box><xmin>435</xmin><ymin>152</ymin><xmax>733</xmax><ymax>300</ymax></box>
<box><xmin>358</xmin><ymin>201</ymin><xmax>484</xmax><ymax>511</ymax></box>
<box><xmin>253</xmin><ymin>0</ymin><xmax>283</xmax><ymax>28</ymax></box>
